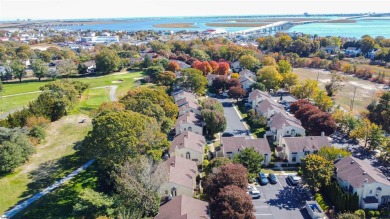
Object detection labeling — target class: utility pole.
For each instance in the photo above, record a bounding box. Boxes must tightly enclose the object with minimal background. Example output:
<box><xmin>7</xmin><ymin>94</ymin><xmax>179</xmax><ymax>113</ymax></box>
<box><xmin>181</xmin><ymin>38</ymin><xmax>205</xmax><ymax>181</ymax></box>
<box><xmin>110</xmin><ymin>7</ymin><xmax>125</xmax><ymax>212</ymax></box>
<box><xmin>316</xmin><ymin>71</ymin><xmax>320</xmax><ymax>82</ymax></box>
<box><xmin>350</xmin><ymin>86</ymin><xmax>357</xmax><ymax>111</ymax></box>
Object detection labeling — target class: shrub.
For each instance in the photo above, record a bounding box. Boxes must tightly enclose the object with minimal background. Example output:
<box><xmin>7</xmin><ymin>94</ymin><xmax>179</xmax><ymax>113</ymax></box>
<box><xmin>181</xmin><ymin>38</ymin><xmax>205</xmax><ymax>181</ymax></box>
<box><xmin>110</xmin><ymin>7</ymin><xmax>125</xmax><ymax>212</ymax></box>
<box><xmin>354</xmin><ymin>209</ymin><xmax>365</xmax><ymax>219</ymax></box>
<box><xmin>29</xmin><ymin>125</ymin><xmax>46</xmax><ymax>141</ymax></box>
<box><xmin>374</xmin><ymin>211</ymin><xmax>380</xmax><ymax>216</ymax></box>
<box><xmin>367</xmin><ymin>210</ymin><xmax>375</xmax><ymax>217</ymax></box>
<box><xmin>314</xmin><ymin>193</ymin><xmax>329</xmax><ymax>211</ymax></box>
<box><xmin>268</xmin><ymin>162</ymin><xmax>275</xmax><ymax>168</ymax></box>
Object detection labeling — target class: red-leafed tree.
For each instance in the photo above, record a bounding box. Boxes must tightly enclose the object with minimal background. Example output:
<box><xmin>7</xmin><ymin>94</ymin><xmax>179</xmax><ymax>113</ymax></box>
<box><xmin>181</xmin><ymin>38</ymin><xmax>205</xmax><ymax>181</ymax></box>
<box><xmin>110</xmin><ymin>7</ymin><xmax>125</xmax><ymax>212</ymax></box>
<box><xmin>307</xmin><ymin>112</ymin><xmax>337</xmax><ymax>135</ymax></box>
<box><xmin>204</xmin><ymin>163</ymin><xmax>248</xmax><ymax>199</ymax></box>
<box><xmin>290</xmin><ymin>99</ymin><xmax>311</xmax><ymax>114</ymax></box>
<box><xmin>227</xmin><ymin>78</ymin><xmax>240</xmax><ymax>89</ymax></box>
<box><xmin>228</xmin><ymin>86</ymin><xmax>246</xmax><ymax>101</ymax></box>
<box><xmin>193</xmin><ymin>61</ymin><xmax>212</xmax><ymax>76</ymax></box>
<box><xmin>212</xmin><ymin>76</ymin><xmax>229</xmax><ymax>92</ymax></box>
<box><xmin>167</xmin><ymin>61</ymin><xmax>180</xmax><ymax>72</ymax></box>
<box><xmin>209</xmin><ymin>185</ymin><xmax>255</xmax><ymax>219</ymax></box>
<box><xmin>218</xmin><ymin>62</ymin><xmax>230</xmax><ymax>75</ymax></box>
<box><xmin>209</xmin><ymin>61</ymin><xmax>219</xmax><ymax>74</ymax></box>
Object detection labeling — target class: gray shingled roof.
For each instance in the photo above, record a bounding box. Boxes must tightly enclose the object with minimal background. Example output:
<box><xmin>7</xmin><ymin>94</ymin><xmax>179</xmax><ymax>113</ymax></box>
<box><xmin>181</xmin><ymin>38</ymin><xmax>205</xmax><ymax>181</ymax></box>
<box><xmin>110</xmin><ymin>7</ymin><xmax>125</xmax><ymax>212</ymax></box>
<box><xmin>269</xmin><ymin>112</ymin><xmax>303</xmax><ymax>130</ymax></box>
<box><xmin>335</xmin><ymin>156</ymin><xmax>390</xmax><ymax>189</ymax></box>
<box><xmin>283</xmin><ymin>136</ymin><xmax>331</xmax><ymax>153</ymax></box>
<box><xmin>155</xmin><ymin>195</ymin><xmax>209</xmax><ymax>219</ymax></box>
<box><xmin>221</xmin><ymin>136</ymin><xmax>271</xmax><ymax>155</ymax></box>
<box><xmin>248</xmin><ymin>89</ymin><xmax>271</xmax><ymax>102</ymax></box>
<box><xmin>170</xmin><ymin>131</ymin><xmax>206</xmax><ymax>154</ymax></box>
<box><xmin>164</xmin><ymin>156</ymin><xmax>198</xmax><ymax>189</ymax></box>
<box><xmin>175</xmin><ymin>112</ymin><xmax>202</xmax><ymax>128</ymax></box>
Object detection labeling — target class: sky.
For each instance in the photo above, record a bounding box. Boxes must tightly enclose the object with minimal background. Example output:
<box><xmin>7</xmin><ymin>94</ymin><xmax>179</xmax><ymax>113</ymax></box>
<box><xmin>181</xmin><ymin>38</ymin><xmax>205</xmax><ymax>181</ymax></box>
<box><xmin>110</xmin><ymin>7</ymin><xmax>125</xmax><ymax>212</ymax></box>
<box><xmin>0</xmin><ymin>0</ymin><xmax>389</xmax><ymax>20</ymax></box>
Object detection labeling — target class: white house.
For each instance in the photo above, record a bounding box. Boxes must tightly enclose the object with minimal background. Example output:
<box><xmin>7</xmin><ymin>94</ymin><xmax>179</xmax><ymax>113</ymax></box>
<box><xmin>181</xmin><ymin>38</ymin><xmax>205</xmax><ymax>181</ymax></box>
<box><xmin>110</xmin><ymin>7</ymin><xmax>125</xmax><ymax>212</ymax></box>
<box><xmin>248</xmin><ymin>89</ymin><xmax>272</xmax><ymax>109</ymax></box>
<box><xmin>335</xmin><ymin>156</ymin><xmax>390</xmax><ymax>209</ymax></box>
<box><xmin>345</xmin><ymin>47</ymin><xmax>361</xmax><ymax>56</ymax></box>
<box><xmin>239</xmin><ymin>69</ymin><xmax>257</xmax><ymax>81</ymax></box>
<box><xmin>174</xmin><ymin>112</ymin><xmax>203</xmax><ymax>135</ymax></box>
<box><xmin>169</xmin><ymin>131</ymin><xmax>206</xmax><ymax>165</ymax></box>
<box><xmin>176</xmin><ymin>97</ymin><xmax>201</xmax><ymax>116</ymax></box>
<box><xmin>160</xmin><ymin>156</ymin><xmax>198</xmax><ymax>198</ymax></box>
<box><xmin>221</xmin><ymin>136</ymin><xmax>272</xmax><ymax>164</ymax></box>
<box><xmin>268</xmin><ymin>112</ymin><xmax>306</xmax><ymax>142</ymax></box>
<box><xmin>239</xmin><ymin>76</ymin><xmax>255</xmax><ymax>91</ymax></box>
<box><xmin>275</xmin><ymin>135</ymin><xmax>331</xmax><ymax>163</ymax></box>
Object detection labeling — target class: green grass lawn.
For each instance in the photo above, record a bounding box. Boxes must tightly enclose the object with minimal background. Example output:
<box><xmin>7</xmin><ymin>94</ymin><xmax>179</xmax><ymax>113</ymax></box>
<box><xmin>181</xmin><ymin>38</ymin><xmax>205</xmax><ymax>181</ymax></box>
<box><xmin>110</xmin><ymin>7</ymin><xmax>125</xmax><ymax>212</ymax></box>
<box><xmin>0</xmin><ymin>71</ymin><xmax>144</xmax><ymax>115</ymax></box>
<box><xmin>0</xmin><ymin>114</ymin><xmax>92</xmax><ymax>214</ymax></box>
<box><xmin>0</xmin><ymin>93</ymin><xmax>40</xmax><ymax>114</ymax></box>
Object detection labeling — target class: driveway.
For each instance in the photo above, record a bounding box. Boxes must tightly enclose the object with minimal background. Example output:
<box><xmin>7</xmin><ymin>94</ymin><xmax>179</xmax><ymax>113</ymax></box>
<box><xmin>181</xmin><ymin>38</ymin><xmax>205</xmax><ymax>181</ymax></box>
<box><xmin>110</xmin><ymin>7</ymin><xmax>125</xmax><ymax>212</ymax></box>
<box><xmin>216</xmin><ymin>96</ymin><xmax>249</xmax><ymax>137</ymax></box>
<box><xmin>252</xmin><ymin>175</ymin><xmax>312</xmax><ymax>219</ymax></box>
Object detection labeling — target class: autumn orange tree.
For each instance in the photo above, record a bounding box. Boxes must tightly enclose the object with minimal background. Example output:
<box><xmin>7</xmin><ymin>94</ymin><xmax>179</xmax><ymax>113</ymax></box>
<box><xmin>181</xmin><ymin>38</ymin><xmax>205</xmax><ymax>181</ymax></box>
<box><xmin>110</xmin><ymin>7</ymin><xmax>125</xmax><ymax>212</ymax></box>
<box><xmin>217</xmin><ymin>62</ymin><xmax>230</xmax><ymax>75</ymax></box>
<box><xmin>167</xmin><ymin>61</ymin><xmax>180</xmax><ymax>72</ymax></box>
<box><xmin>193</xmin><ymin>61</ymin><xmax>212</xmax><ymax>76</ymax></box>
<box><xmin>209</xmin><ymin>61</ymin><xmax>219</xmax><ymax>74</ymax></box>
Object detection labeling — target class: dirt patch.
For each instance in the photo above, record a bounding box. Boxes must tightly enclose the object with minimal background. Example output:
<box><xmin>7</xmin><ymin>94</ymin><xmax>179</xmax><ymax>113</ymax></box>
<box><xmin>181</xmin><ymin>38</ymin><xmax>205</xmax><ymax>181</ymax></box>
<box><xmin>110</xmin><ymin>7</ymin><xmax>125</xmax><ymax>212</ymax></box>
<box><xmin>112</xmin><ymin>80</ymin><xmax>123</xmax><ymax>84</ymax></box>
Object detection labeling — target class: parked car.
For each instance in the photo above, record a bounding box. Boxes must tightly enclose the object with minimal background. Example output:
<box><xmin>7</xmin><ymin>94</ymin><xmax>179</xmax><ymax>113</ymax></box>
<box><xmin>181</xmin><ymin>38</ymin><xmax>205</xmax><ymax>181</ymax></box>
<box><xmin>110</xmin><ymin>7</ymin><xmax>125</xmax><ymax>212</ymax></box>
<box><xmin>268</xmin><ymin>173</ymin><xmax>277</xmax><ymax>184</ymax></box>
<box><xmin>287</xmin><ymin>175</ymin><xmax>301</xmax><ymax>186</ymax></box>
<box><xmin>248</xmin><ymin>190</ymin><xmax>261</xmax><ymax>199</ymax></box>
<box><xmin>259</xmin><ymin>172</ymin><xmax>269</xmax><ymax>185</ymax></box>
<box><xmin>222</xmin><ymin>132</ymin><xmax>234</xmax><ymax>137</ymax></box>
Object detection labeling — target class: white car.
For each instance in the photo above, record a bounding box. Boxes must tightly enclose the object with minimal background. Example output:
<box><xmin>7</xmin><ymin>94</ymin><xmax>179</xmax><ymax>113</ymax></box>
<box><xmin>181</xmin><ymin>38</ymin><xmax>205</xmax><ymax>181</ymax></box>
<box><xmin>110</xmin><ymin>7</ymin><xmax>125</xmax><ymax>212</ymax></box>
<box><xmin>248</xmin><ymin>190</ymin><xmax>261</xmax><ymax>199</ymax></box>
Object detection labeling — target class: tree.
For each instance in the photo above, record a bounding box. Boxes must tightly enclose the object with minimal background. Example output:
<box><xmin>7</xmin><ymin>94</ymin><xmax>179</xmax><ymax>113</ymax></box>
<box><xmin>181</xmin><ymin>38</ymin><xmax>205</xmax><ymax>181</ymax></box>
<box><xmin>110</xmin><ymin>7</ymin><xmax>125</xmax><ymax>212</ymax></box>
<box><xmin>204</xmin><ymin>163</ymin><xmax>248</xmax><ymax>199</ymax></box>
<box><xmin>257</xmin><ymin>66</ymin><xmax>283</xmax><ymax>91</ymax></box>
<box><xmin>261</xmin><ymin>56</ymin><xmax>277</xmax><ymax>66</ymax></box>
<box><xmin>209</xmin><ymin>60</ymin><xmax>219</xmax><ymax>74</ymax></box>
<box><xmin>367</xmin><ymin>91</ymin><xmax>390</xmax><ymax>132</ymax></box>
<box><xmin>249</xmin><ymin>82</ymin><xmax>266</xmax><ymax>91</ymax></box>
<box><xmin>95</xmin><ymin>49</ymin><xmax>121</xmax><ymax>74</ymax></box>
<box><xmin>233</xmin><ymin>147</ymin><xmax>264</xmax><ymax>177</ymax></box>
<box><xmin>228</xmin><ymin>86</ymin><xmax>246</xmax><ymax>101</ymax></box>
<box><xmin>0</xmin><ymin>127</ymin><xmax>35</xmax><ymax>174</ymax></box>
<box><xmin>193</xmin><ymin>61</ymin><xmax>212</xmax><ymax>76</ymax></box>
<box><xmin>39</xmin><ymin>51</ymin><xmax>52</xmax><ymax>62</ymax></box>
<box><xmin>301</xmin><ymin>154</ymin><xmax>334</xmax><ymax>191</ymax></box>
<box><xmin>209</xmin><ymin>185</ymin><xmax>255</xmax><ymax>219</ymax></box>
<box><xmin>46</xmin><ymin>68</ymin><xmax>59</xmax><ymax>80</ymax></box>
<box><xmin>72</xmin><ymin>188</ymin><xmax>114</xmax><ymax>218</ymax></box>
<box><xmin>278</xmin><ymin>60</ymin><xmax>292</xmax><ymax>73</ymax></box>
<box><xmin>167</xmin><ymin>61</ymin><xmax>180</xmax><ymax>72</ymax></box>
<box><xmin>81</xmin><ymin>111</ymin><xmax>169</xmax><ymax>170</ymax></box>
<box><xmin>56</xmin><ymin>60</ymin><xmax>77</xmax><ymax>78</ymax></box>
<box><xmin>204</xmin><ymin>157</ymin><xmax>232</xmax><ymax>174</ymax></box>
<box><xmin>290</xmin><ymin>99</ymin><xmax>311</xmax><ymax>114</ymax></box>
<box><xmin>190</xmin><ymin>49</ymin><xmax>210</xmax><ymax>61</ymax></box>
<box><xmin>113</xmin><ymin>156</ymin><xmax>167</xmax><ymax>217</ymax></box>
<box><xmin>31</xmin><ymin>59</ymin><xmax>48</xmax><ymax>81</ymax></box>
<box><xmin>313</xmin><ymin>90</ymin><xmax>333</xmax><ymax>111</ymax></box>
<box><xmin>217</xmin><ymin>62</ymin><xmax>230</xmax><ymax>75</ymax></box>
<box><xmin>360</xmin><ymin>35</ymin><xmax>376</xmax><ymax>54</ymax></box>
<box><xmin>144</xmin><ymin>65</ymin><xmax>164</xmax><ymax>81</ymax></box>
<box><xmin>291</xmin><ymin>79</ymin><xmax>319</xmax><ymax>99</ymax></box>
<box><xmin>350</xmin><ymin>118</ymin><xmax>385</xmax><ymax>149</ymax></box>
<box><xmin>179</xmin><ymin>68</ymin><xmax>207</xmax><ymax>95</ymax></box>
<box><xmin>325</xmin><ymin>71</ymin><xmax>345</xmax><ymax>96</ymax></box>
<box><xmin>318</xmin><ymin>146</ymin><xmax>351</xmax><ymax>161</ymax></box>
<box><xmin>337</xmin><ymin>213</ymin><xmax>359</xmax><ymax>219</ymax></box>
<box><xmin>201</xmin><ymin>109</ymin><xmax>226</xmax><ymax>136</ymax></box>
<box><xmin>211</xmin><ymin>76</ymin><xmax>229</xmax><ymax>92</ymax></box>
<box><xmin>10</xmin><ymin>60</ymin><xmax>26</xmax><ymax>82</ymax></box>
<box><xmin>142</xmin><ymin>55</ymin><xmax>153</xmax><ymax>68</ymax></box>
<box><xmin>306</xmin><ymin>111</ymin><xmax>337</xmax><ymax>136</ymax></box>
<box><xmin>155</xmin><ymin>71</ymin><xmax>176</xmax><ymax>87</ymax></box>
<box><xmin>281</xmin><ymin>72</ymin><xmax>298</xmax><ymax>89</ymax></box>
<box><xmin>239</xmin><ymin>55</ymin><xmax>260</xmax><ymax>71</ymax></box>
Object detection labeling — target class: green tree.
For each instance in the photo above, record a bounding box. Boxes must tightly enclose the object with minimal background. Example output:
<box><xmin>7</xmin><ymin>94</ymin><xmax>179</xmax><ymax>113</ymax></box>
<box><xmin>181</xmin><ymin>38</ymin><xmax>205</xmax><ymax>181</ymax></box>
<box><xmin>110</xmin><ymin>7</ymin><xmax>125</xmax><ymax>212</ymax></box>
<box><xmin>291</xmin><ymin>79</ymin><xmax>319</xmax><ymax>99</ymax></box>
<box><xmin>142</xmin><ymin>55</ymin><xmax>153</xmax><ymax>68</ymax></box>
<box><xmin>257</xmin><ymin>66</ymin><xmax>283</xmax><ymax>91</ymax></box>
<box><xmin>360</xmin><ymin>35</ymin><xmax>376</xmax><ymax>54</ymax></box>
<box><xmin>278</xmin><ymin>60</ymin><xmax>292</xmax><ymax>73</ymax></box>
<box><xmin>325</xmin><ymin>71</ymin><xmax>345</xmax><ymax>96</ymax></box>
<box><xmin>31</xmin><ymin>59</ymin><xmax>48</xmax><ymax>81</ymax></box>
<box><xmin>281</xmin><ymin>72</ymin><xmax>298</xmax><ymax>89</ymax></box>
<box><xmin>29</xmin><ymin>125</ymin><xmax>46</xmax><ymax>142</ymax></box>
<box><xmin>201</xmin><ymin>109</ymin><xmax>226</xmax><ymax>136</ymax></box>
<box><xmin>190</xmin><ymin>49</ymin><xmax>210</xmax><ymax>61</ymax></box>
<box><xmin>233</xmin><ymin>147</ymin><xmax>264</xmax><ymax>177</ymax></box>
<box><xmin>318</xmin><ymin>146</ymin><xmax>351</xmax><ymax>161</ymax></box>
<box><xmin>155</xmin><ymin>71</ymin><xmax>176</xmax><ymax>87</ymax></box>
<box><xmin>249</xmin><ymin>82</ymin><xmax>266</xmax><ymax>91</ymax></box>
<box><xmin>10</xmin><ymin>60</ymin><xmax>26</xmax><ymax>82</ymax></box>
<box><xmin>0</xmin><ymin>127</ymin><xmax>35</xmax><ymax>174</ymax></box>
<box><xmin>72</xmin><ymin>188</ymin><xmax>114</xmax><ymax>218</ymax></box>
<box><xmin>313</xmin><ymin>90</ymin><xmax>333</xmax><ymax>111</ymax></box>
<box><xmin>144</xmin><ymin>65</ymin><xmax>164</xmax><ymax>81</ymax></box>
<box><xmin>82</xmin><ymin>111</ymin><xmax>169</xmax><ymax>170</ymax></box>
<box><xmin>204</xmin><ymin>157</ymin><xmax>232</xmax><ymax>174</ymax></box>
<box><xmin>95</xmin><ymin>49</ymin><xmax>121</xmax><ymax>74</ymax></box>
<box><xmin>301</xmin><ymin>154</ymin><xmax>334</xmax><ymax>191</ymax></box>
<box><xmin>239</xmin><ymin>55</ymin><xmax>260</xmax><ymax>71</ymax></box>
<box><xmin>179</xmin><ymin>68</ymin><xmax>207</xmax><ymax>95</ymax></box>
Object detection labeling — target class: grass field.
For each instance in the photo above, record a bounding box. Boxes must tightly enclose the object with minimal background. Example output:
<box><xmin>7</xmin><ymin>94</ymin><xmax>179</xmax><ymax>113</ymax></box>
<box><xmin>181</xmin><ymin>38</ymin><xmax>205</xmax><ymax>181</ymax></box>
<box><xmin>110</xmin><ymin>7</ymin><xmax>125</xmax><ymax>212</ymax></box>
<box><xmin>294</xmin><ymin>68</ymin><xmax>387</xmax><ymax>114</ymax></box>
<box><xmin>0</xmin><ymin>71</ymin><xmax>144</xmax><ymax>115</ymax></box>
<box><xmin>341</xmin><ymin>60</ymin><xmax>390</xmax><ymax>77</ymax></box>
<box><xmin>0</xmin><ymin>114</ymin><xmax>92</xmax><ymax>214</ymax></box>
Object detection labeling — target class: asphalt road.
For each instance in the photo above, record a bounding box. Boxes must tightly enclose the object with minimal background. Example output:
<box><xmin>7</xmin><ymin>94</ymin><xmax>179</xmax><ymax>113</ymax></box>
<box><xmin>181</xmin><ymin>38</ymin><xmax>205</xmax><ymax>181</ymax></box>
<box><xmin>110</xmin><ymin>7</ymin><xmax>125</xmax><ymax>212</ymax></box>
<box><xmin>216</xmin><ymin>96</ymin><xmax>249</xmax><ymax>137</ymax></box>
<box><xmin>253</xmin><ymin>175</ymin><xmax>312</xmax><ymax>219</ymax></box>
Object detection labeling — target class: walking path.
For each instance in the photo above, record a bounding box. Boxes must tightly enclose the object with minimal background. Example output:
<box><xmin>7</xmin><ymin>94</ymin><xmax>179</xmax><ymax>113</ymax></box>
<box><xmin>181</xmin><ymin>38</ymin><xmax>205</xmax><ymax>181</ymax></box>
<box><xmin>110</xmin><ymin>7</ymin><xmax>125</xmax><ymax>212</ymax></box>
<box><xmin>1</xmin><ymin>91</ymin><xmax>42</xmax><ymax>98</ymax></box>
<box><xmin>1</xmin><ymin>159</ymin><xmax>95</xmax><ymax>219</ymax></box>
<box><xmin>90</xmin><ymin>85</ymin><xmax>118</xmax><ymax>101</ymax></box>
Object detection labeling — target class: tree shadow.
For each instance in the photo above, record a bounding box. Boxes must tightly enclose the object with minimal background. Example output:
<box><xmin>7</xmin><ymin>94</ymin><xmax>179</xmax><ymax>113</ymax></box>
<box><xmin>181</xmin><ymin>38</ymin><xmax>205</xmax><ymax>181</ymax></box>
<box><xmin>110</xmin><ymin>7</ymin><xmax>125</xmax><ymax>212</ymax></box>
<box><xmin>3</xmin><ymin>141</ymin><xmax>89</xmax><ymax>214</ymax></box>
<box><xmin>265</xmin><ymin>186</ymin><xmax>310</xmax><ymax>211</ymax></box>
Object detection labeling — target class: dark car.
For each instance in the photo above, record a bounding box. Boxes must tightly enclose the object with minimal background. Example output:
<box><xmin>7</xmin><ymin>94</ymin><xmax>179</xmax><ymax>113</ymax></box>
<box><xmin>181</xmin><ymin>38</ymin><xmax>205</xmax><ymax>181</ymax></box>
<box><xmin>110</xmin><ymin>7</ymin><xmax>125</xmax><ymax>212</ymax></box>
<box><xmin>259</xmin><ymin>172</ymin><xmax>269</xmax><ymax>185</ymax></box>
<box><xmin>287</xmin><ymin>175</ymin><xmax>301</xmax><ymax>186</ymax></box>
<box><xmin>222</xmin><ymin>132</ymin><xmax>234</xmax><ymax>137</ymax></box>
<box><xmin>268</xmin><ymin>173</ymin><xmax>277</xmax><ymax>184</ymax></box>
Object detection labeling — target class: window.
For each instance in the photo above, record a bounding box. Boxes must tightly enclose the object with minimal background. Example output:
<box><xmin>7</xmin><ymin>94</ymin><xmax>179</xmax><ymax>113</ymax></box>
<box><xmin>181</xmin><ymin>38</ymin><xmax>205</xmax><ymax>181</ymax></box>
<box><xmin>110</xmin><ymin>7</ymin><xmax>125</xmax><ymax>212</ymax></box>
<box><xmin>287</xmin><ymin>131</ymin><xmax>289</xmax><ymax>134</ymax></box>
<box><xmin>292</xmin><ymin>156</ymin><xmax>297</xmax><ymax>162</ymax></box>
<box><xmin>370</xmin><ymin>190</ymin><xmax>373</xmax><ymax>194</ymax></box>
<box><xmin>171</xmin><ymin>187</ymin><xmax>177</xmax><ymax>197</ymax></box>
<box><xmin>188</xmin><ymin>126</ymin><xmax>192</xmax><ymax>132</ymax></box>
<box><xmin>186</xmin><ymin>152</ymin><xmax>191</xmax><ymax>159</ymax></box>
<box><xmin>291</xmin><ymin>129</ymin><xmax>296</xmax><ymax>136</ymax></box>
<box><xmin>304</xmin><ymin>151</ymin><xmax>310</xmax><ymax>155</ymax></box>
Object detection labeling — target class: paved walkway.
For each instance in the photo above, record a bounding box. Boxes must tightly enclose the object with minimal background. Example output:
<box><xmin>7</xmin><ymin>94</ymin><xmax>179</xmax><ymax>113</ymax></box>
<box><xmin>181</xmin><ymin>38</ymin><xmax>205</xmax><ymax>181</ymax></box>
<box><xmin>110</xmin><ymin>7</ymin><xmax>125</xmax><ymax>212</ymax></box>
<box><xmin>1</xmin><ymin>159</ymin><xmax>95</xmax><ymax>218</ymax></box>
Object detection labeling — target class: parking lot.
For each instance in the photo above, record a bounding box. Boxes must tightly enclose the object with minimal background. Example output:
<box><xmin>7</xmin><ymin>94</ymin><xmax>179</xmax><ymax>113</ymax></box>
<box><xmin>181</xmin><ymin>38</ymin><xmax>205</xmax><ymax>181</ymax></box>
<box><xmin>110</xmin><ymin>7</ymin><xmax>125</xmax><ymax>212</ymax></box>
<box><xmin>252</xmin><ymin>175</ymin><xmax>312</xmax><ymax>219</ymax></box>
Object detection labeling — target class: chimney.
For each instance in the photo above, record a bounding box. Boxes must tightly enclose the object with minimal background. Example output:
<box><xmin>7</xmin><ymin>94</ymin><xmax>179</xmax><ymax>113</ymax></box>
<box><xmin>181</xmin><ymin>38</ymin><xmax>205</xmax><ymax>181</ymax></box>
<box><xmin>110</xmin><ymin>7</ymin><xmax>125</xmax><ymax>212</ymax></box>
<box><xmin>321</xmin><ymin>131</ymin><xmax>325</xmax><ymax>137</ymax></box>
<box><xmin>363</xmin><ymin>172</ymin><xmax>367</xmax><ymax>175</ymax></box>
